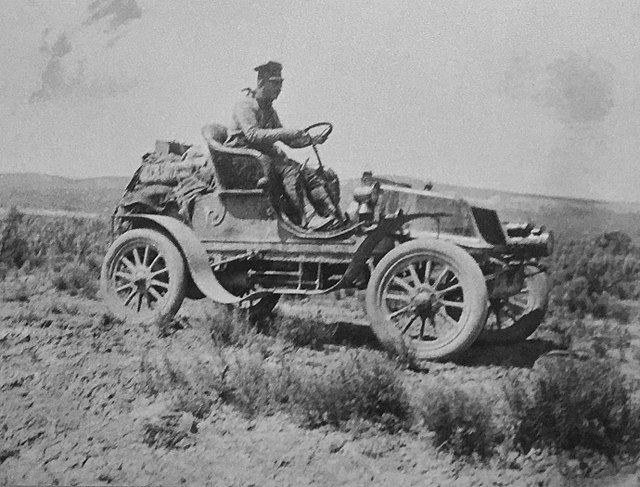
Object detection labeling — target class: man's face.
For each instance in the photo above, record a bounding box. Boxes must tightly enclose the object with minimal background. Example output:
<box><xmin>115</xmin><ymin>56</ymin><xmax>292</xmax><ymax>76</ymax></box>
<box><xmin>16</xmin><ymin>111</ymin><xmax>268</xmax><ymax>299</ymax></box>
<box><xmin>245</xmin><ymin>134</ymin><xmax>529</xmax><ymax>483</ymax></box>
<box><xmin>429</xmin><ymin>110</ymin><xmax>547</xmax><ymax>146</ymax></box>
<box><xmin>262</xmin><ymin>79</ymin><xmax>283</xmax><ymax>100</ymax></box>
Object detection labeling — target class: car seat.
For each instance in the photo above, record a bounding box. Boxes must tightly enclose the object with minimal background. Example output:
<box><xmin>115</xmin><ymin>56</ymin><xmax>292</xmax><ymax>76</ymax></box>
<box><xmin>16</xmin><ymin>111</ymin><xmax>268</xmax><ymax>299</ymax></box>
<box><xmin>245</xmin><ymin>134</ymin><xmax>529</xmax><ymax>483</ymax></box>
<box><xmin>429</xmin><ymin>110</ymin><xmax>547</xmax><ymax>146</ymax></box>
<box><xmin>201</xmin><ymin>124</ymin><xmax>268</xmax><ymax>190</ymax></box>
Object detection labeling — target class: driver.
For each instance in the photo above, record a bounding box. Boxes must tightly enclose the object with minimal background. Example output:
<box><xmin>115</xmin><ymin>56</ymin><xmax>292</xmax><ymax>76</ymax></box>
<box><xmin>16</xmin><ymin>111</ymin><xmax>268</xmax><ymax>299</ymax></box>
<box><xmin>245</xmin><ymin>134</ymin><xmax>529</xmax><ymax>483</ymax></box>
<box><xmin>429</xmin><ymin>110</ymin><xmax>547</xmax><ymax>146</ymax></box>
<box><xmin>225</xmin><ymin>61</ymin><xmax>342</xmax><ymax>227</ymax></box>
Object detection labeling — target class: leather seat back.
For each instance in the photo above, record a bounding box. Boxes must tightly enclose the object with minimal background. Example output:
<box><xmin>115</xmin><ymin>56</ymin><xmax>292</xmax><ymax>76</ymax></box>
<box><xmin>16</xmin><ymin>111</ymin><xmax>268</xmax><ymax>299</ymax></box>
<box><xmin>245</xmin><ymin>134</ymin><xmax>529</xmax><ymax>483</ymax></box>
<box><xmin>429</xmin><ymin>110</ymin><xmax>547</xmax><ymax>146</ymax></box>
<box><xmin>201</xmin><ymin>124</ymin><xmax>265</xmax><ymax>190</ymax></box>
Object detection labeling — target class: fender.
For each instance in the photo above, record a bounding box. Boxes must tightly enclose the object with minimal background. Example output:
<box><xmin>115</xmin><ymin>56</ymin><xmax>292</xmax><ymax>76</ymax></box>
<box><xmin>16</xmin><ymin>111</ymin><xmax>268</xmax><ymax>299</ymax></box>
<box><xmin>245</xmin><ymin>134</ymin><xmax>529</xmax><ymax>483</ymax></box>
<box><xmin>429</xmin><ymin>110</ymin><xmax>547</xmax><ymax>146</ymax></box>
<box><xmin>341</xmin><ymin>211</ymin><xmax>452</xmax><ymax>285</ymax></box>
<box><xmin>124</xmin><ymin>214</ymin><xmax>267</xmax><ymax>304</ymax></box>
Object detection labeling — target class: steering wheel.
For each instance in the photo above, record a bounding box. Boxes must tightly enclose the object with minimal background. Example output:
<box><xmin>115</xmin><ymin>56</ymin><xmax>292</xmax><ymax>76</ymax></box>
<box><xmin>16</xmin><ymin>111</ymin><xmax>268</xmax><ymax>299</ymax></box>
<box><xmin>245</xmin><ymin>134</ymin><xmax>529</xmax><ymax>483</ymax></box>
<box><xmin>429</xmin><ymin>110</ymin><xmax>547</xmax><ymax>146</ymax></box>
<box><xmin>302</xmin><ymin>122</ymin><xmax>333</xmax><ymax>145</ymax></box>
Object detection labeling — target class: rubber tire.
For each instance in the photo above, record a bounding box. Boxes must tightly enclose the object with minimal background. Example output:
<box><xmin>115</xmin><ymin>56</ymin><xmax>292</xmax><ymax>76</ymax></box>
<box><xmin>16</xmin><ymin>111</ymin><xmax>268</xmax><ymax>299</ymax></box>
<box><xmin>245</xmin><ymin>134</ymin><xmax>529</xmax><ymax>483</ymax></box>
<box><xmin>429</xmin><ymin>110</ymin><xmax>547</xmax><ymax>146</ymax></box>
<box><xmin>100</xmin><ymin>228</ymin><xmax>187</xmax><ymax>325</ymax></box>
<box><xmin>226</xmin><ymin>293</ymin><xmax>281</xmax><ymax>322</ymax></box>
<box><xmin>366</xmin><ymin>239</ymin><xmax>488</xmax><ymax>361</ymax></box>
<box><xmin>477</xmin><ymin>268</ymin><xmax>549</xmax><ymax>345</ymax></box>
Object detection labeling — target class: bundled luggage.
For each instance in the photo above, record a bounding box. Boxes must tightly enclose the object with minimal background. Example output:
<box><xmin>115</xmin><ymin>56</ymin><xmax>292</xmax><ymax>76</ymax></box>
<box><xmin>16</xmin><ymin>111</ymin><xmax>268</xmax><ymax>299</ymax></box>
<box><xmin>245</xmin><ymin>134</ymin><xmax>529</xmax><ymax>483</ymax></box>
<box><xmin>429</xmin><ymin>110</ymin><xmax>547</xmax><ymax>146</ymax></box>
<box><xmin>115</xmin><ymin>140</ymin><xmax>215</xmax><ymax>225</ymax></box>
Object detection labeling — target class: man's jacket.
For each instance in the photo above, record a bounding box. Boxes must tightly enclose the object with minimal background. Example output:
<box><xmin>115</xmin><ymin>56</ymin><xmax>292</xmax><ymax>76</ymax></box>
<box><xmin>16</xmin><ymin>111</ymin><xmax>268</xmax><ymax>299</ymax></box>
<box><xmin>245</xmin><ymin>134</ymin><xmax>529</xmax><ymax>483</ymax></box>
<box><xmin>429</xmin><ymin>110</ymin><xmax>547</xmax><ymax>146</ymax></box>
<box><xmin>226</xmin><ymin>89</ymin><xmax>309</xmax><ymax>153</ymax></box>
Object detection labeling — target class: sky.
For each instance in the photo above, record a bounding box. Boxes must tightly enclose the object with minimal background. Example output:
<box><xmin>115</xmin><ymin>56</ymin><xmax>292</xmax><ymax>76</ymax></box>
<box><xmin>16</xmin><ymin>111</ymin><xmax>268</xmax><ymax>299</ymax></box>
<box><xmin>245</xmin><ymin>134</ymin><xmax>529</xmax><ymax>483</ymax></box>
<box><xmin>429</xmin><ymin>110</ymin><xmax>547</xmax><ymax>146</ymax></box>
<box><xmin>2</xmin><ymin>0</ymin><xmax>640</xmax><ymax>202</ymax></box>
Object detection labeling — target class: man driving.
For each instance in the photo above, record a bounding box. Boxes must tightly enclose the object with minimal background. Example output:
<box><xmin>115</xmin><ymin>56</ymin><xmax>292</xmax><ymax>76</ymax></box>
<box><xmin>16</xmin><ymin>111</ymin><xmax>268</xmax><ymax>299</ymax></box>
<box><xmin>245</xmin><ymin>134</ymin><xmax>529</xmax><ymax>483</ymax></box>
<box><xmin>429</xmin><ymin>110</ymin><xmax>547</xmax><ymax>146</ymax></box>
<box><xmin>225</xmin><ymin>61</ymin><xmax>342</xmax><ymax>227</ymax></box>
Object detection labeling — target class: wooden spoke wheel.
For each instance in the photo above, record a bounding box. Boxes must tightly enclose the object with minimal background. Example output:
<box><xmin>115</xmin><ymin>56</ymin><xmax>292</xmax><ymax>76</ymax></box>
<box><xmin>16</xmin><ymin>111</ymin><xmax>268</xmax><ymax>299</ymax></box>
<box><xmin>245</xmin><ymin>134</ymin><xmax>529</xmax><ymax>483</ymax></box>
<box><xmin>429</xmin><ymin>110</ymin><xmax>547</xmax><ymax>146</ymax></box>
<box><xmin>366</xmin><ymin>239</ymin><xmax>488</xmax><ymax>361</ymax></box>
<box><xmin>478</xmin><ymin>266</ymin><xmax>549</xmax><ymax>344</ymax></box>
<box><xmin>100</xmin><ymin>229</ymin><xmax>186</xmax><ymax>325</ymax></box>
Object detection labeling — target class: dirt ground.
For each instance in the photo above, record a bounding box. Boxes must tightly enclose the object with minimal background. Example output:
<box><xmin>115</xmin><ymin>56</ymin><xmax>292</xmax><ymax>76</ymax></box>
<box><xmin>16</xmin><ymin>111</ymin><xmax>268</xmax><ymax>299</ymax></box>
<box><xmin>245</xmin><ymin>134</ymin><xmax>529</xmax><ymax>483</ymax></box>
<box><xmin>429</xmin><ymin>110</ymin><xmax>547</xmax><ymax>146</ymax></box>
<box><xmin>2</xmin><ymin>290</ymin><xmax>640</xmax><ymax>486</ymax></box>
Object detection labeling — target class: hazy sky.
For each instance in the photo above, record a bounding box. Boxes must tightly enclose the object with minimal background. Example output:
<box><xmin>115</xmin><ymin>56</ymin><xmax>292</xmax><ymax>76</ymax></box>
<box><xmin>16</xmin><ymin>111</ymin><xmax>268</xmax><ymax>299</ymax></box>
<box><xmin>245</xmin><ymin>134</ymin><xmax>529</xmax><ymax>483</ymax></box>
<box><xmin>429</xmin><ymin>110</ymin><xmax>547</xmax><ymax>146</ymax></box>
<box><xmin>2</xmin><ymin>0</ymin><xmax>640</xmax><ymax>201</ymax></box>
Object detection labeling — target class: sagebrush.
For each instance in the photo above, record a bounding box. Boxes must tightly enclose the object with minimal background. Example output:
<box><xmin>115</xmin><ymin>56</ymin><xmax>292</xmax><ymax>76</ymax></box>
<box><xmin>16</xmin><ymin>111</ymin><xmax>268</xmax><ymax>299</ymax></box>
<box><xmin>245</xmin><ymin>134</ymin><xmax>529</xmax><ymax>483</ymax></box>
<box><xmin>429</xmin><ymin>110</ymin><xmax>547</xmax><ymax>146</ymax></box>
<box><xmin>213</xmin><ymin>347</ymin><xmax>410</xmax><ymax>432</ymax></box>
<box><xmin>548</xmin><ymin>231</ymin><xmax>640</xmax><ymax>321</ymax></box>
<box><xmin>0</xmin><ymin>209</ymin><xmax>110</xmax><ymax>298</ymax></box>
<box><xmin>505</xmin><ymin>357</ymin><xmax>638</xmax><ymax>455</ymax></box>
<box><xmin>294</xmin><ymin>349</ymin><xmax>410</xmax><ymax>431</ymax></box>
<box><xmin>419</xmin><ymin>384</ymin><xmax>499</xmax><ymax>458</ymax></box>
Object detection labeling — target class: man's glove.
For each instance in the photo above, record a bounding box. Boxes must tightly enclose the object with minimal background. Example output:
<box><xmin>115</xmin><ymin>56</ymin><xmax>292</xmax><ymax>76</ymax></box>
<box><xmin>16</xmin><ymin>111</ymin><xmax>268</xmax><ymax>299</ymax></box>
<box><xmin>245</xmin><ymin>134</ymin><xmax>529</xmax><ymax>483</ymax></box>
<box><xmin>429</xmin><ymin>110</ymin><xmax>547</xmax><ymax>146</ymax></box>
<box><xmin>310</xmin><ymin>133</ymin><xmax>327</xmax><ymax>145</ymax></box>
<box><xmin>281</xmin><ymin>129</ymin><xmax>327</xmax><ymax>148</ymax></box>
<box><xmin>279</xmin><ymin>128</ymin><xmax>306</xmax><ymax>141</ymax></box>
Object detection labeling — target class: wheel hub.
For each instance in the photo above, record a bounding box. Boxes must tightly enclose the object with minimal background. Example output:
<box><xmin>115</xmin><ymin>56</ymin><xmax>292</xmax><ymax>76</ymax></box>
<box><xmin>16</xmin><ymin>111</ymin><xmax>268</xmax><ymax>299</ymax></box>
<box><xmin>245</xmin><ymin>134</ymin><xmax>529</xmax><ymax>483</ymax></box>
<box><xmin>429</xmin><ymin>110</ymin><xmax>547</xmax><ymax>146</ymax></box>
<box><xmin>132</xmin><ymin>268</ymin><xmax>151</xmax><ymax>290</ymax></box>
<box><xmin>410</xmin><ymin>286</ymin><xmax>441</xmax><ymax>320</ymax></box>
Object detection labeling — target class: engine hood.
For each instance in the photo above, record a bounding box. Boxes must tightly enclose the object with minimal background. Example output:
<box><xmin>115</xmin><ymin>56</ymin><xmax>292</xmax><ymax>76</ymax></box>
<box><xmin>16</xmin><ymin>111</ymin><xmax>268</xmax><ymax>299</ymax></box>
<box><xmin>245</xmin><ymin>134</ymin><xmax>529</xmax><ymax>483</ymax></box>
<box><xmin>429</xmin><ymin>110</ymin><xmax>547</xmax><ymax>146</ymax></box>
<box><xmin>376</xmin><ymin>183</ymin><xmax>507</xmax><ymax>247</ymax></box>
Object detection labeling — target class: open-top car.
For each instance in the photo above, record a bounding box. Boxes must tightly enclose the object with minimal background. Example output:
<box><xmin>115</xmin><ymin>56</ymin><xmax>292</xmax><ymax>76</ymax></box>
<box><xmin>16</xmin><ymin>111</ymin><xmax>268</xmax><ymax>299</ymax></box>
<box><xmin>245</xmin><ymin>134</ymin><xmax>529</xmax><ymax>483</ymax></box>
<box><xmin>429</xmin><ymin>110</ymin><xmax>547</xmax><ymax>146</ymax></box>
<box><xmin>101</xmin><ymin>122</ymin><xmax>553</xmax><ymax>361</ymax></box>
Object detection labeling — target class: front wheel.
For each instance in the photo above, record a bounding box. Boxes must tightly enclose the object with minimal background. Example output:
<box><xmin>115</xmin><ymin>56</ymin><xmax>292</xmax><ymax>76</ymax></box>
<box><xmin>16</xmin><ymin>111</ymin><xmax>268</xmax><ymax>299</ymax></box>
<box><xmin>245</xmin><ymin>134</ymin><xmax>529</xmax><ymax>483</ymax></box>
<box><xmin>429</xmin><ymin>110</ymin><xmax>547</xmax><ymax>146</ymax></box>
<box><xmin>100</xmin><ymin>229</ymin><xmax>187</xmax><ymax>325</ymax></box>
<box><xmin>366</xmin><ymin>239</ymin><xmax>488</xmax><ymax>361</ymax></box>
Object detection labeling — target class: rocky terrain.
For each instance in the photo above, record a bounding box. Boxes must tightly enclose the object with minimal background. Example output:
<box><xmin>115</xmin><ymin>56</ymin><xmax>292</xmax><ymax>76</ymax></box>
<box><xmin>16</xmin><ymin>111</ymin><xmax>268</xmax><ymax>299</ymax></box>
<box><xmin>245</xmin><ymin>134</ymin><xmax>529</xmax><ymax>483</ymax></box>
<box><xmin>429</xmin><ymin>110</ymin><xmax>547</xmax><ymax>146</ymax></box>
<box><xmin>1</xmin><ymin>202</ymin><xmax>640</xmax><ymax>486</ymax></box>
<box><xmin>2</xmin><ymin>282</ymin><xmax>640</xmax><ymax>486</ymax></box>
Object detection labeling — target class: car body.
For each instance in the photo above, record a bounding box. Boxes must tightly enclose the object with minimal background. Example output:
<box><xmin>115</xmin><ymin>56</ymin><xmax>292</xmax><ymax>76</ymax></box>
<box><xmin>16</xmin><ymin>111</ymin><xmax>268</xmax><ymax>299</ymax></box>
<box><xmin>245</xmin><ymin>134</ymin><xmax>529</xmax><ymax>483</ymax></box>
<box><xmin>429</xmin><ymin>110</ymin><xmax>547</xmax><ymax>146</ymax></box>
<box><xmin>101</xmin><ymin>125</ymin><xmax>553</xmax><ymax>361</ymax></box>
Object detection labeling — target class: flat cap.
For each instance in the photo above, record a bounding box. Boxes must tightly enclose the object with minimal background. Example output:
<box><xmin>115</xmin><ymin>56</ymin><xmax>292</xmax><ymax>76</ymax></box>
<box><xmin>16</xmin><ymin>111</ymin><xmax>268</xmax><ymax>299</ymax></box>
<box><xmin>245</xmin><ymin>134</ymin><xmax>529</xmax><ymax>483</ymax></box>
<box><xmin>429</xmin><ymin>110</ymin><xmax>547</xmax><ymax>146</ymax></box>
<box><xmin>254</xmin><ymin>61</ymin><xmax>283</xmax><ymax>81</ymax></box>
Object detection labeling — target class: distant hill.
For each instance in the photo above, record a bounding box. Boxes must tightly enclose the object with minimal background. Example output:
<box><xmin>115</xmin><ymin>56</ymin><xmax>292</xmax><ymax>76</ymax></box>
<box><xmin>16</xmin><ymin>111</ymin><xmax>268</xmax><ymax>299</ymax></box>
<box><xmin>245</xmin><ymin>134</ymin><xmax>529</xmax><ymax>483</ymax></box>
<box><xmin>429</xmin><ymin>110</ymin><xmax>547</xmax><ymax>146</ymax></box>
<box><xmin>2</xmin><ymin>172</ymin><xmax>640</xmax><ymax>241</ymax></box>
<box><xmin>0</xmin><ymin>173</ymin><xmax>129</xmax><ymax>216</ymax></box>
<box><xmin>443</xmin><ymin>185</ymin><xmax>640</xmax><ymax>243</ymax></box>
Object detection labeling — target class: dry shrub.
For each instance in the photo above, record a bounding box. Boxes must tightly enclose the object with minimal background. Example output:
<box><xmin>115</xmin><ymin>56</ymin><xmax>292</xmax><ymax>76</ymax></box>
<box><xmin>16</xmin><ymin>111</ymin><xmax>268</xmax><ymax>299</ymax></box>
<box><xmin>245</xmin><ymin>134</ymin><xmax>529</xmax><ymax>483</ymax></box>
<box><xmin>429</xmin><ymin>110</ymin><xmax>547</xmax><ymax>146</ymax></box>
<box><xmin>211</xmin><ymin>311</ymin><xmax>409</xmax><ymax>430</ymax></box>
<box><xmin>548</xmin><ymin>232</ymin><xmax>640</xmax><ymax>322</ymax></box>
<box><xmin>0</xmin><ymin>207</ymin><xmax>29</xmax><ymax>268</ymax></box>
<box><xmin>269</xmin><ymin>314</ymin><xmax>337</xmax><ymax>349</ymax></box>
<box><xmin>51</xmin><ymin>261</ymin><xmax>99</xmax><ymax>298</ymax></box>
<box><xmin>419</xmin><ymin>383</ymin><xmax>499</xmax><ymax>458</ymax></box>
<box><xmin>214</xmin><ymin>348</ymin><xmax>410</xmax><ymax>432</ymax></box>
<box><xmin>209</xmin><ymin>307</ymin><xmax>261</xmax><ymax>348</ymax></box>
<box><xmin>0</xmin><ymin>280</ymin><xmax>31</xmax><ymax>302</ymax></box>
<box><xmin>541</xmin><ymin>316</ymin><xmax>633</xmax><ymax>359</ymax></box>
<box><xmin>505</xmin><ymin>357</ymin><xmax>638</xmax><ymax>455</ymax></box>
<box><xmin>0</xmin><ymin>211</ymin><xmax>110</xmax><ymax>273</ymax></box>
<box><xmin>293</xmin><ymin>349</ymin><xmax>410</xmax><ymax>432</ymax></box>
<box><xmin>211</xmin><ymin>307</ymin><xmax>336</xmax><ymax>350</ymax></box>
<box><xmin>209</xmin><ymin>308</ymin><xmax>338</xmax><ymax>354</ymax></box>
<box><xmin>218</xmin><ymin>351</ymin><xmax>297</xmax><ymax>417</ymax></box>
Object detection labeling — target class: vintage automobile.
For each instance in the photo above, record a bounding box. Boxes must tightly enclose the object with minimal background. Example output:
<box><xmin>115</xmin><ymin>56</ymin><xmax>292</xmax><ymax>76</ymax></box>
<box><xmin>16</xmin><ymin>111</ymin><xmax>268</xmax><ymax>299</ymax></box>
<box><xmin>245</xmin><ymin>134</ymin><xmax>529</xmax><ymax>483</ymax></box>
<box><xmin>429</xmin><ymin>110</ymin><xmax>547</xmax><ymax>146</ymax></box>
<box><xmin>100</xmin><ymin>122</ymin><xmax>553</xmax><ymax>361</ymax></box>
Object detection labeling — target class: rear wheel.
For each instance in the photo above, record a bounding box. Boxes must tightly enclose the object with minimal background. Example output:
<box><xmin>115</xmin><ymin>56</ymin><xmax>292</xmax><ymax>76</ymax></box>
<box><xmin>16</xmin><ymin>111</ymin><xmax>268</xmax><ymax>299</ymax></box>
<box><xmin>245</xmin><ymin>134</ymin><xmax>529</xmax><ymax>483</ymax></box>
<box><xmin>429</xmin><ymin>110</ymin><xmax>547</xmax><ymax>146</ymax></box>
<box><xmin>100</xmin><ymin>229</ymin><xmax>186</xmax><ymax>325</ymax></box>
<box><xmin>478</xmin><ymin>267</ymin><xmax>549</xmax><ymax>344</ymax></box>
<box><xmin>366</xmin><ymin>239</ymin><xmax>488</xmax><ymax>361</ymax></box>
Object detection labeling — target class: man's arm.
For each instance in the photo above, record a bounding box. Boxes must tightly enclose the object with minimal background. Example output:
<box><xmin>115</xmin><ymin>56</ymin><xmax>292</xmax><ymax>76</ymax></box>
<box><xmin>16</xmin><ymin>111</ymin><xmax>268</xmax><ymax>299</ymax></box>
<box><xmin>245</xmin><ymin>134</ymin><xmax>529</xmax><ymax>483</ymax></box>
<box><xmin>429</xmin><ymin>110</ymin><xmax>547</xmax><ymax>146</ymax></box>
<box><xmin>278</xmin><ymin>113</ymin><xmax>329</xmax><ymax>148</ymax></box>
<box><xmin>270</xmin><ymin>110</ymin><xmax>313</xmax><ymax>149</ymax></box>
<box><xmin>234</xmin><ymin>98</ymin><xmax>305</xmax><ymax>146</ymax></box>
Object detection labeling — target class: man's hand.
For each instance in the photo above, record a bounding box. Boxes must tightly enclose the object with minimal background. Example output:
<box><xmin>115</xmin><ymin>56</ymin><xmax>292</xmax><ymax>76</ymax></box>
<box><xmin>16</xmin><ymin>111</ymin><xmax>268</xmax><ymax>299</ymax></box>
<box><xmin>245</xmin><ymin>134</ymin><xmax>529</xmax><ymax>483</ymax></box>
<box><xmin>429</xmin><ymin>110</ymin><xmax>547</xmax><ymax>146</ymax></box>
<box><xmin>283</xmin><ymin>129</ymin><xmax>326</xmax><ymax>147</ymax></box>
<box><xmin>310</xmin><ymin>133</ymin><xmax>327</xmax><ymax>145</ymax></box>
<box><xmin>280</xmin><ymin>128</ymin><xmax>306</xmax><ymax>140</ymax></box>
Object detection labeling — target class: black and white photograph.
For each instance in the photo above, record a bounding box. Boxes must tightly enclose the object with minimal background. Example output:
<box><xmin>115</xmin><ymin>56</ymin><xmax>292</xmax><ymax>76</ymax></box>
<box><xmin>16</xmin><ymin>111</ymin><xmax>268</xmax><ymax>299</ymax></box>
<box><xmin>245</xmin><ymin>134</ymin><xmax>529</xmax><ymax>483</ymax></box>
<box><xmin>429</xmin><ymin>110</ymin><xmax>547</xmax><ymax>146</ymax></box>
<box><xmin>1</xmin><ymin>1</ymin><xmax>640</xmax><ymax>485</ymax></box>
